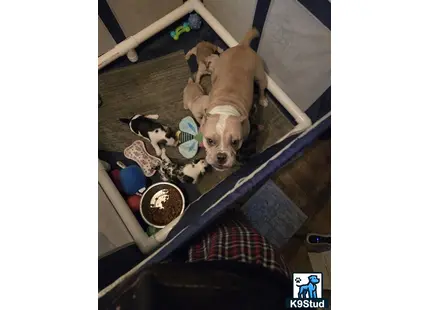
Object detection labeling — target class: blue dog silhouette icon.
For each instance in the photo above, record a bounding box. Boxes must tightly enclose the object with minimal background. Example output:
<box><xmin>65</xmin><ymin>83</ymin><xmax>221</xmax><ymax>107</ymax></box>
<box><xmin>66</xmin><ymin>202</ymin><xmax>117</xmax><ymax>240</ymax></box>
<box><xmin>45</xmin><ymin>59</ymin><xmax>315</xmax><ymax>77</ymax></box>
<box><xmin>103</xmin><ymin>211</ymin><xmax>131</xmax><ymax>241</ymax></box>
<box><xmin>296</xmin><ymin>275</ymin><xmax>320</xmax><ymax>298</ymax></box>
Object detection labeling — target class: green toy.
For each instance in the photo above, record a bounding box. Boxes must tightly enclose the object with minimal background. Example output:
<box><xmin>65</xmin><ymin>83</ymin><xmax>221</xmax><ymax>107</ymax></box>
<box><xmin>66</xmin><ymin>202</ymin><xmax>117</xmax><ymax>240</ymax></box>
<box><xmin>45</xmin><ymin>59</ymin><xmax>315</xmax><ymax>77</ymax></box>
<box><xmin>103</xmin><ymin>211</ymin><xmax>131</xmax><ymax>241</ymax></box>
<box><xmin>170</xmin><ymin>22</ymin><xmax>191</xmax><ymax>40</ymax></box>
<box><xmin>147</xmin><ymin>225</ymin><xmax>160</xmax><ymax>236</ymax></box>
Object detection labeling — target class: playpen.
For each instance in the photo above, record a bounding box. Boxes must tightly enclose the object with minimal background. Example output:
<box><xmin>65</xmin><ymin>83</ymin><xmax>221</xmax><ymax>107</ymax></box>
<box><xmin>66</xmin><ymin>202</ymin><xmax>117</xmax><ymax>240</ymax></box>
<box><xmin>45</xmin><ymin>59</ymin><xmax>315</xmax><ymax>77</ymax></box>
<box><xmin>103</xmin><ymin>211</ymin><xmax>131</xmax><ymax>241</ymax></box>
<box><xmin>98</xmin><ymin>0</ymin><xmax>330</xmax><ymax>298</ymax></box>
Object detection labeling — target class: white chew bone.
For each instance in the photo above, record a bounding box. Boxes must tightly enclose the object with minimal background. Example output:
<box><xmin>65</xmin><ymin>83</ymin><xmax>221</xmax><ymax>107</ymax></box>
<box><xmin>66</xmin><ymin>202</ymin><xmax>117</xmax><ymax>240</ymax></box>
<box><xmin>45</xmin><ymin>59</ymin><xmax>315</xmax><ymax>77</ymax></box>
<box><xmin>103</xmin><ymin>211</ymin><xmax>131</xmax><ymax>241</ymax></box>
<box><xmin>124</xmin><ymin>140</ymin><xmax>162</xmax><ymax>177</ymax></box>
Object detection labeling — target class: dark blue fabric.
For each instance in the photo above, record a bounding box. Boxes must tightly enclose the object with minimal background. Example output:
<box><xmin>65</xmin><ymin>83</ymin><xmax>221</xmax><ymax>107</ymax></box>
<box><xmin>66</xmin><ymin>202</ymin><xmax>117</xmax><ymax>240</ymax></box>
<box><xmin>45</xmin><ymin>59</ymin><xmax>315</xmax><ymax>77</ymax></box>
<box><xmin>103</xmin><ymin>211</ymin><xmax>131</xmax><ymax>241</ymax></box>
<box><xmin>298</xmin><ymin>0</ymin><xmax>331</xmax><ymax>30</ymax></box>
<box><xmin>98</xmin><ymin>0</ymin><xmax>126</xmax><ymax>43</ymax></box>
<box><xmin>141</xmin><ymin>114</ymin><xmax>331</xmax><ymax>268</ymax></box>
<box><xmin>251</xmin><ymin>0</ymin><xmax>272</xmax><ymax>51</ymax></box>
<box><xmin>306</xmin><ymin>87</ymin><xmax>331</xmax><ymax>123</ymax></box>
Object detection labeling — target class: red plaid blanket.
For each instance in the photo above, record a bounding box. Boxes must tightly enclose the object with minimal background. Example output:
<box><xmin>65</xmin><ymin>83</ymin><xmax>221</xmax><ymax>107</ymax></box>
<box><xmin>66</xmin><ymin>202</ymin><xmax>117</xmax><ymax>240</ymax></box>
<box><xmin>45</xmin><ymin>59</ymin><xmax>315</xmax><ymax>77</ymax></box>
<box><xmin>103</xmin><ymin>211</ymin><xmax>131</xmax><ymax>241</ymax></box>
<box><xmin>188</xmin><ymin>220</ymin><xmax>289</xmax><ymax>276</ymax></box>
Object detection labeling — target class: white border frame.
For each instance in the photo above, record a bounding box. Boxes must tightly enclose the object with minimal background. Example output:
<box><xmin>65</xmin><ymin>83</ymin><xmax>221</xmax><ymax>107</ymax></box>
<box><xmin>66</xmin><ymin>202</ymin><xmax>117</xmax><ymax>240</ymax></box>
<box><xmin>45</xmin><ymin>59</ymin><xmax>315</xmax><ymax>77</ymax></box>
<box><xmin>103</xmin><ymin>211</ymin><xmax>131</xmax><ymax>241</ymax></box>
<box><xmin>98</xmin><ymin>0</ymin><xmax>312</xmax><ymax>255</ymax></box>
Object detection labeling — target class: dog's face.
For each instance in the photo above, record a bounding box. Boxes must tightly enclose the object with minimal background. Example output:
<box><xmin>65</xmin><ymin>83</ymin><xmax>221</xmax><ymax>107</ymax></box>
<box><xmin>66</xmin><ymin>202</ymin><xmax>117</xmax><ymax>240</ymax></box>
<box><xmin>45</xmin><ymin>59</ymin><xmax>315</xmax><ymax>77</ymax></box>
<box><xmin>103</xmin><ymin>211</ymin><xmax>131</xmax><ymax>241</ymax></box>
<box><xmin>308</xmin><ymin>275</ymin><xmax>320</xmax><ymax>284</ymax></box>
<box><xmin>200</xmin><ymin>114</ymin><xmax>245</xmax><ymax>170</ymax></box>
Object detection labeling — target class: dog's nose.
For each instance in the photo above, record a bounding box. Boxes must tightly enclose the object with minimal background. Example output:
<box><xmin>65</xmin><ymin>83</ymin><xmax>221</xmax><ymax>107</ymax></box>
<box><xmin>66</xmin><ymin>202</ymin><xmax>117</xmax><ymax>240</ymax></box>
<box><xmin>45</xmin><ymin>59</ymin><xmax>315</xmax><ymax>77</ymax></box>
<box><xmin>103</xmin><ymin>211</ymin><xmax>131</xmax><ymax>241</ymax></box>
<box><xmin>217</xmin><ymin>153</ymin><xmax>227</xmax><ymax>164</ymax></box>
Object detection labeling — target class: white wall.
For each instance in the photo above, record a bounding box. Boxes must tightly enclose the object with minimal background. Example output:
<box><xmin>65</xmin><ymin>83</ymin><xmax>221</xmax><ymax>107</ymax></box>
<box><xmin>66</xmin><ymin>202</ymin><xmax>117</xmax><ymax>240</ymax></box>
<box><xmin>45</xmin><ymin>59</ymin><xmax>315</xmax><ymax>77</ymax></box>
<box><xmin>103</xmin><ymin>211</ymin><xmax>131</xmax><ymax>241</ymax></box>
<box><xmin>204</xmin><ymin>0</ymin><xmax>257</xmax><ymax>41</ymax></box>
<box><xmin>98</xmin><ymin>17</ymin><xmax>116</xmax><ymax>56</ymax></box>
<box><xmin>107</xmin><ymin>0</ymin><xmax>183</xmax><ymax>37</ymax></box>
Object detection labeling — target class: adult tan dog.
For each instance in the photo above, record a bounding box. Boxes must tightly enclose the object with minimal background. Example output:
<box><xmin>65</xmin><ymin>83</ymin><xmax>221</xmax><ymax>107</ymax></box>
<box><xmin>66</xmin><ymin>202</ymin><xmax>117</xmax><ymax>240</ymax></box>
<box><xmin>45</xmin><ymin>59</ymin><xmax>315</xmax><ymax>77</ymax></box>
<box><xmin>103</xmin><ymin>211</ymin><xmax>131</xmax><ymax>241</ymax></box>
<box><xmin>200</xmin><ymin>28</ymin><xmax>268</xmax><ymax>171</ymax></box>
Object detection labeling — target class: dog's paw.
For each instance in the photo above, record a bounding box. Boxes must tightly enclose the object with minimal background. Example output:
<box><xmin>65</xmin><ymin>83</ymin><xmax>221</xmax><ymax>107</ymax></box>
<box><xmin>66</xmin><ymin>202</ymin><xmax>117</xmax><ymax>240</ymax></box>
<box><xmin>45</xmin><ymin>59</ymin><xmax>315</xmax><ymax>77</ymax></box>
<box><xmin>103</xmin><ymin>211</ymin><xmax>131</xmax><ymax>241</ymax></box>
<box><xmin>259</xmin><ymin>97</ymin><xmax>269</xmax><ymax>107</ymax></box>
<box><xmin>145</xmin><ymin>114</ymin><xmax>159</xmax><ymax>120</ymax></box>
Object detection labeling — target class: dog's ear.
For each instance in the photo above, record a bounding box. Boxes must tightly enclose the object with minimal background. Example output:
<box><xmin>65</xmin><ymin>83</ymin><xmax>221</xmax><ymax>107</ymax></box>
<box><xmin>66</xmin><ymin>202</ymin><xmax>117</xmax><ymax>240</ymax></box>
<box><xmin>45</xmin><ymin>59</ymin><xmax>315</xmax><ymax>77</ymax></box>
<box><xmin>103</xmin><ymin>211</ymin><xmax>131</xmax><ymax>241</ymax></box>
<box><xmin>162</xmin><ymin>125</ymin><xmax>172</xmax><ymax>133</ymax></box>
<box><xmin>200</xmin><ymin>109</ymin><xmax>209</xmax><ymax>127</ymax></box>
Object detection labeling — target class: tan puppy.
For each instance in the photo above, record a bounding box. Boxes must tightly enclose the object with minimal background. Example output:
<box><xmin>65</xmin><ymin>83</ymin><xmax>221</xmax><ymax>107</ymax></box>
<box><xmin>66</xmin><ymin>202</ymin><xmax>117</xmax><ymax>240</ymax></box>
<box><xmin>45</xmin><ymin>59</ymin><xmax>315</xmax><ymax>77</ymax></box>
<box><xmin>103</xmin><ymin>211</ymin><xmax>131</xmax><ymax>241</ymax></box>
<box><xmin>200</xmin><ymin>28</ymin><xmax>268</xmax><ymax>171</ymax></box>
<box><xmin>183</xmin><ymin>78</ymin><xmax>210</xmax><ymax>124</ymax></box>
<box><xmin>185</xmin><ymin>41</ymin><xmax>224</xmax><ymax>84</ymax></box>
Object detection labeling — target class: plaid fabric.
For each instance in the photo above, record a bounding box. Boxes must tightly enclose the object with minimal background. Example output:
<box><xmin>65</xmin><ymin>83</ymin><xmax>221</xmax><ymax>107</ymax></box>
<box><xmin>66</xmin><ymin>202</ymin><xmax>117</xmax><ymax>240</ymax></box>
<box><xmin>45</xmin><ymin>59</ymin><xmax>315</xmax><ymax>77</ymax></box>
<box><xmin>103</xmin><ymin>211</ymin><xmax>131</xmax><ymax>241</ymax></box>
<box><xmin>188</xmin><ymin>220</ymin><xmax>289</xmax><ymax>276</ymax></box>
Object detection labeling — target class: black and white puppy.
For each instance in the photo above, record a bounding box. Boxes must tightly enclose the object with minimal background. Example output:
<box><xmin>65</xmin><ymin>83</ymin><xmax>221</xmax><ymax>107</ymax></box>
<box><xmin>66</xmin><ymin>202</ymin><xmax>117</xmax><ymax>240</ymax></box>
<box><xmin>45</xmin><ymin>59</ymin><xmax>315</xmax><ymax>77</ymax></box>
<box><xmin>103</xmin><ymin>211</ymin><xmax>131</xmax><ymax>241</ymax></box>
<box><xmin>119</xmin><ymin>115</ymin><xmax>176</xmax><ymax>156</ymax></box>
<box><xmin>157</xmin><ymin>148</ymin><xmax>208</xmax><ymax>184</ymax></box>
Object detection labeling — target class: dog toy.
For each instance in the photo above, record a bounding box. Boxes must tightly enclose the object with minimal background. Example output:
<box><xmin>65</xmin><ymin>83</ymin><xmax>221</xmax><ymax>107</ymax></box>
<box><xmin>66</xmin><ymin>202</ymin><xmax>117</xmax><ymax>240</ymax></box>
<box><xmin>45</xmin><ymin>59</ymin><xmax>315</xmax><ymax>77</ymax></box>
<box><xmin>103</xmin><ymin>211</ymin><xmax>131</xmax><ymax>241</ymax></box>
<box><xmin>119</xmin><ymin>114</ymin><xmax>176</xmax><ymax>156</ymax></box>
<box><xmin>188</xmin><ymin>13</ymin><xmax>202</xmax><ymax>30</ymax></box>
<box><xmin>124</xmin><ymin>140</ymin><xmax>162</xmax><ymax>177</ymax></box>
<box><xmin>109</xmin><ymin>169</ymin><xmax>123</xmax><ymax>193</ymax></box>
<box><xmin>147</xmin><ymin>226</ymin><xmax>161</xmax><ymax>236</ymax></box>
<box><xmin>170</xmin><ymin>22</ymin><xmax>191</xmax><ymax>40</ymax></box>
<box><xmin>126</xmin><ymin>195</ymin><xmax>141</xmax><ymax>212</ymax></box>
<box><xmin>158</xmin><ymin>148</ymin><xmax>208</xmax><ymax>184</ymax></box>
<box><xmin>117</xmin><ymin>161</ymin><xmax>147</xmax><ymax>196</ymax></box>
<box><xmin>176</xmin><ymin>116</ymin><xmax>203</xmax><ymax>159</ymax></box>
<box><xmin>170</xmin><ymin>14</ymin><xmax>202</xmax><ymax>41</ymax></box>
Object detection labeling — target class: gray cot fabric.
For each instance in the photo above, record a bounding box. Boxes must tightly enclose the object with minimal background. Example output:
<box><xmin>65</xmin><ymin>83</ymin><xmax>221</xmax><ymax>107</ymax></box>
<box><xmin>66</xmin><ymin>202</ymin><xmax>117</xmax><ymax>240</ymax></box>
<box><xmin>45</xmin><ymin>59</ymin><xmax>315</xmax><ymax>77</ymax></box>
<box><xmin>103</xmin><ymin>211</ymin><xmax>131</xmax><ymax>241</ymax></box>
<box><xmin>258</xmin><ymin>0</ymin><xmax>331</xmax><ymax>111</ymax></box>
<box><xmin>98</xmin><ymin>185</ymin><xmax>133</xmax><ymax>257</ymax></box>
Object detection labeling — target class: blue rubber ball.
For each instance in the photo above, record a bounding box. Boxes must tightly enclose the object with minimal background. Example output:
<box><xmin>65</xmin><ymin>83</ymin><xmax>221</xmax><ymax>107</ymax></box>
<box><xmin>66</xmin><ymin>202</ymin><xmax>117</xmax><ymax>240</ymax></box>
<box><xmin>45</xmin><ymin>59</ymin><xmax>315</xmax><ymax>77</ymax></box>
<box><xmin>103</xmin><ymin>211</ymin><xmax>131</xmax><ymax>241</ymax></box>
<box><xmin>119</xmin><ymin>165</ymin><xmax>147</xmax><ymax>196</ymax></box>
<box><xmin>188</xmin><ymin>13</ymin><xmax>202</xmax><ymax>30</ymax></box>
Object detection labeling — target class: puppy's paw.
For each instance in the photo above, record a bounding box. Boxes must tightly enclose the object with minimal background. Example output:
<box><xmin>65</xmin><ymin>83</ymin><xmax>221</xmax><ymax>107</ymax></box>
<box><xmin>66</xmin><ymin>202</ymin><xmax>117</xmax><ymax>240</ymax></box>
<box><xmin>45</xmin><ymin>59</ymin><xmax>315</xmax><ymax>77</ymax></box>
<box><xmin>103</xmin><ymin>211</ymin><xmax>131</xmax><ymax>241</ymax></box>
<box><xmin>259</xmin><ymin>97</ymin><xmax>269</xmax><ymax>107</ymax></box>
<box><xmin>145</xmin><ymin>114</ymin><xmax>159</xmax><ymax>120</ymax></box>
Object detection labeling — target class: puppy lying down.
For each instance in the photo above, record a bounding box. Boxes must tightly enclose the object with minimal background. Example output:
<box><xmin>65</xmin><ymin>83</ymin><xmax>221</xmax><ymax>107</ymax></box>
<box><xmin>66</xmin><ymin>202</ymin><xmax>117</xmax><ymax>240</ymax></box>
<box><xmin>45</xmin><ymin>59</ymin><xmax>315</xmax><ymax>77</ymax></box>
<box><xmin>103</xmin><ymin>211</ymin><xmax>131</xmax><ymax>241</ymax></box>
<box><xmin>183</xmin><ymin>78</ymin><xmax>209</xmax><ymax>124</ymax></box>
<box><xmin>185</xmin><ymin>41</ymin><xmax>223</xmax><ymax>84</ymax></box>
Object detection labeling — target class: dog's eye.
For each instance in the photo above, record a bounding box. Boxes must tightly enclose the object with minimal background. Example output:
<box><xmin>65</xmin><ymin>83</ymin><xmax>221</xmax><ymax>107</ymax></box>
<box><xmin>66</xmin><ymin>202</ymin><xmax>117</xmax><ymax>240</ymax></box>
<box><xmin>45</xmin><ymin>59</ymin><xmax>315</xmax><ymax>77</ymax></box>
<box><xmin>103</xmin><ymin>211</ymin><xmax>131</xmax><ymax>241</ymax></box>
<box><xmin>206</xmin><ymin>138</ymin><xmax>215</xmax><ymax>146</ymax></box>
<box><xmin>231</xmin><ymin>140</ymin><xmax>239</xmax><ymax>147</ymax></box>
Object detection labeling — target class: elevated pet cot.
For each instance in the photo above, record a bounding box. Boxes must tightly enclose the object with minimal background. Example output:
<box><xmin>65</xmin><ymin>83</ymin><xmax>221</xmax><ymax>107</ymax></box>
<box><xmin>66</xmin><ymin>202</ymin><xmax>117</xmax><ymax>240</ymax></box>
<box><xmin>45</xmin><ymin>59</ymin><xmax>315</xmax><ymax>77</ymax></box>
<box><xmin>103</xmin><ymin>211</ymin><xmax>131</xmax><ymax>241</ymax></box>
<box><xmin>98</xmin><ymin>0</ymin><xmax>331</xmax><ymax>296</ymax></box>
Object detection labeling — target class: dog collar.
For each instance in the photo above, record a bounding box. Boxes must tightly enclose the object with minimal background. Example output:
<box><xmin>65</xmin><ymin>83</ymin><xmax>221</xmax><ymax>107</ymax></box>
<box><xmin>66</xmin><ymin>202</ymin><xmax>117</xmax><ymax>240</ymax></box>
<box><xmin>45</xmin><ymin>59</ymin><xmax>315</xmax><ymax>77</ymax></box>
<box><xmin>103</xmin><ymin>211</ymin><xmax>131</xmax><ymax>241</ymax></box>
<box><xmin>208</xmin><ymin>105</ymin><xmax>241</xmax><ymax>117</ymax></box>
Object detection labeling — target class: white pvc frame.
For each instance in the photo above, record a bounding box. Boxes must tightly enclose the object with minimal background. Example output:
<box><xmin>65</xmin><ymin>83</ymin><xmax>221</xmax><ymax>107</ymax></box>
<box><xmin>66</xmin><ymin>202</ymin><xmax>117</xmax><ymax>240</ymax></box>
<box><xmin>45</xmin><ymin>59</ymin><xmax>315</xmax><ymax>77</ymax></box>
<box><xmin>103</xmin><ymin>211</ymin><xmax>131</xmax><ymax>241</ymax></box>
<box><xmin>98</xmin><ymin>0</ymin><xmax>312</xmax><ymax>255</ymax></box>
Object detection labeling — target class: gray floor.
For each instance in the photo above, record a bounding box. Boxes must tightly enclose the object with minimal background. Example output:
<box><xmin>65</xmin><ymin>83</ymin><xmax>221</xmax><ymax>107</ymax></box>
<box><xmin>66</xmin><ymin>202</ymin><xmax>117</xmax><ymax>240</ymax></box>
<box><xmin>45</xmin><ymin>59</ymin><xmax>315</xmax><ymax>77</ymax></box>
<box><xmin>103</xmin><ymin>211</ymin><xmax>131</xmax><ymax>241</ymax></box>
<box><xmin>99</xmin><ymin>51</ymin><xmax>192</xmax><ymax>153</ymax></box>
